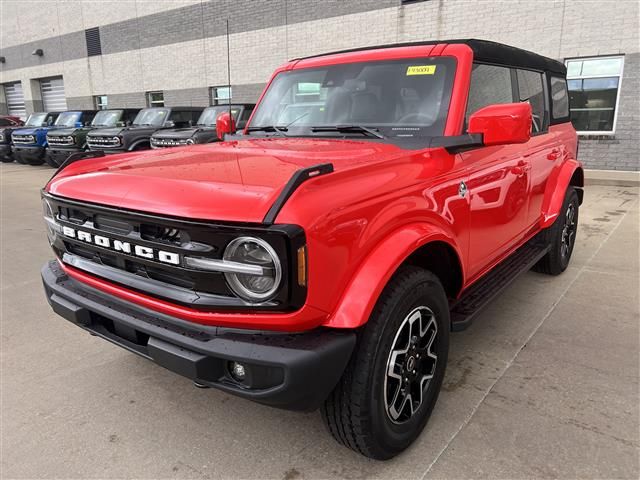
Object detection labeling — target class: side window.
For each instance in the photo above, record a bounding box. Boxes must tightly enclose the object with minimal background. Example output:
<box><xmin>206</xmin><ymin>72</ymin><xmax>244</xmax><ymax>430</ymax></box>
<box><xmin>549</xmin><ymin>76</ymin><xmax>570</xmax><ymax>121</ymax></box>
<box><xmin>0</xmin><ymin>118</ymin><xmax>11</xmax><ymax>126</ymax></box>
<box><xmin>516</xmin><ymin>69</ymin><xmax>546</xmax><ymax>133</ymax></box>
<box><xmin>169</xmin><ymin>110</ymin><xmax>191</xmax><ymax>126</ymax></box>
<box><xmin>466</xmin><ymin>64</ymin><xmax>513</xmax><ymax>123</ymax></box>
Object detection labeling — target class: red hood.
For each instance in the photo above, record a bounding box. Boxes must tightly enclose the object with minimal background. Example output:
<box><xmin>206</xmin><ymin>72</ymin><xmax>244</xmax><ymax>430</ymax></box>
<box><xmin>47</xmin><ymin>138</ymin><xmax>406</xmax><ymax>223</ymax></box>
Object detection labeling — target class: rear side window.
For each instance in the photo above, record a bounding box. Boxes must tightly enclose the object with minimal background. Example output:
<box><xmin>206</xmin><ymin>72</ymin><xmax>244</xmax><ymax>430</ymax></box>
<box><xmin>466</xmin><ymin>64</ymin><xmax>513</xmax><ymax>122</ymax></box>
<box><xmin>549</xmin><ymin>76</ymin><xmax>570</xmax><ymax>121</ymax></box>
<box><xmin>516</xmin><ymin>69</ymin><xmax>546</xmax><ymax>133</ymax></box>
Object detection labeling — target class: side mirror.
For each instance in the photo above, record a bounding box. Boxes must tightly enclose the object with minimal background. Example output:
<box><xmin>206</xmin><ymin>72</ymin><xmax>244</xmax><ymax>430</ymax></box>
<box><xmin>116</xmin><ymin>121</ymin><xmax>125</xmax><ymax>127</ymax></box>
<box><xmin>164</xmin><ymin>120</ymin><xmax>175</xmax><ymax>128</ymax></box>
<box><xmin>216</xmin><ymin>112</ymin><xmax>236</xmax><ymax>140</ymax></box>
<box><xmin>467</xmin><ymin>103</ymin><xmax>532</xmax><ymax>146</ymax></box>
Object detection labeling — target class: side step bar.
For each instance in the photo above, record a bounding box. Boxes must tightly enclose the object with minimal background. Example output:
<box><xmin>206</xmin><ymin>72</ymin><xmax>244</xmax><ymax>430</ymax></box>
<box><xmin>450</xmin><ymin>235</ymin><xmax>551</xmax><ymax>332</ymax></box>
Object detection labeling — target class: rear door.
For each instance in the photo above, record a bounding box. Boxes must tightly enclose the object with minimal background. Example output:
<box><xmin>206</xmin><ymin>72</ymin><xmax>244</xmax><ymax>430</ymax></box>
<box><xmin>514</xmin><ymin>68</ymin><xmax>559</xmax><ymax>227</ymax></box>
<box><xmin>3</xmin><ymin>82</ymin><xmax>26</xmax><ymax>120</ymax></box>
<box><xmin>40</xmin><ymin>77</ymin><xmax>67</xmax><ymax>112</ymax></box>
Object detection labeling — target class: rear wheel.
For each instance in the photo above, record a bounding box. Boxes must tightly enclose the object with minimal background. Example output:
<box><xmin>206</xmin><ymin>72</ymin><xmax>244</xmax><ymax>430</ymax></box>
<box><xmin>534</xmin><ymin>187</ymin><xmax>579</xmax><ymax>275</ymax></box>
<box><xmin>321</xmin><ymin>266</ymin><xmax>449</xmax><ymax>459</ymax></box>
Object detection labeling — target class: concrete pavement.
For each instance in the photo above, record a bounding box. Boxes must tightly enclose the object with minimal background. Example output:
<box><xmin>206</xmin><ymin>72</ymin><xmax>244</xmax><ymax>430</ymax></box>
<box><xmin>1</xmin><ymin>162</ymin><xmax>638</xmax><ymax>479</ymax></box>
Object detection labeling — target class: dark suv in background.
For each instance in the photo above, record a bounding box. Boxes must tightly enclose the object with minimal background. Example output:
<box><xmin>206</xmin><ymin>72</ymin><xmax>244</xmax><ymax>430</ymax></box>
<box><xmin>46</xmin><ymin>109</ymin><xmax>140</xmax><ymax>167</ymax></box>
<box><xmin>150</xmin><ymin>104</ymin><xmax>254</xmax><ymax>148</ymax></box>
<box><xmin>87</xmin><ymin>107</ymin><xmax>204</xmax><ymax>153</ymax></box>
<box><xmin>13</xmin><ymin>111</ymin><xmax>97</xmax><ymax>165</ymax></box>
<box><xmin>0</xmin><ymin>115</ymin><xmax>25</xmax><ymax>162</ymax></box>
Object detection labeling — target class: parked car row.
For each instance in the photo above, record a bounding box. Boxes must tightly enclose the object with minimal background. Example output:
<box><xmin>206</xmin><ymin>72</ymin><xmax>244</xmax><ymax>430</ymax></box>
<box><xmin>0</xmin><ymin>104</ymin><xmax>254</xmax><ymax>167</ymax></box>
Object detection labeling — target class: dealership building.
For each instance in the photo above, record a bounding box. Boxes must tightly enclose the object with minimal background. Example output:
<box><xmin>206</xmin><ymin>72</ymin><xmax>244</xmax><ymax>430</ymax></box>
<box><xmin>0</xmin><ymin>0</ymin><xmax>637</xmax><ymax>170</ymax></box>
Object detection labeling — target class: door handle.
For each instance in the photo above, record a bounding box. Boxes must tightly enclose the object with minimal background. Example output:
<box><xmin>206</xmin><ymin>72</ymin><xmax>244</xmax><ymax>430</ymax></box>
<box><xmin>512</xmin><ymin>161</ymin><xmax>529</xmax><ymax>176</ymax></box>
<box><xmin>547</xmin><ymin>149</ymin><xmax>560</xmax><ymax>160</ymax></box>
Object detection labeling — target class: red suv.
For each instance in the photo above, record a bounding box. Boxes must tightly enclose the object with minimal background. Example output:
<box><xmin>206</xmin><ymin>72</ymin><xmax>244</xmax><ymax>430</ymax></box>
<box><xmin>41</xmin><ymin>40</ymin><xmax>581</xmax><ymax>459</ymax></box>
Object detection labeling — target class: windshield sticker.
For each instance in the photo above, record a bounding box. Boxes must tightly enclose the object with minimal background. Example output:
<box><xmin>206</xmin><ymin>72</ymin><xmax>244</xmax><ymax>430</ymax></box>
<box><xmin>406</xmin><ymin>65</ymin><xmax>437</xmax><ymax>76</ymax></box>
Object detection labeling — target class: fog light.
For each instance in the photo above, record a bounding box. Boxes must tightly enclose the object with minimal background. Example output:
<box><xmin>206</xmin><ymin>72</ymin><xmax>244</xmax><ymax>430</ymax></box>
<box><xmin>230</xmin><ymin>361</ymin><xmax>246</xmax><ymax>381</ymax></box>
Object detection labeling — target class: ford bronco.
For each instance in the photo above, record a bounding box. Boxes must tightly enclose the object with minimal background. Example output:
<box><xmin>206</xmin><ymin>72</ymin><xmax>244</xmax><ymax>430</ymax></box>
<box><xmin>150</xmin><ymin>104</ymin><xmax>254</xmax><ymax>148</ymax></box>
<box><xmin>45</xmin><ymin>108</ymin><xmax>140</xmax><ymax>167</ymax></box>
<box><xmin>10</xmin><ymin>111</ymin><xmax>60</xmax><ymax>164</ymax></box>
<box><xmin>86</xmin><ymin>106</ymin><xmax>204</xmax><ymax>153</ymax></box>
<box><xmin>41</xmin><ymin>40</ymin><xmax>581</xmax><ymax>459</ymax></box>
<box><xmin>0</xmin><ymin>115</ymin><xmax>25</xmax><ymax>162</ymax></box>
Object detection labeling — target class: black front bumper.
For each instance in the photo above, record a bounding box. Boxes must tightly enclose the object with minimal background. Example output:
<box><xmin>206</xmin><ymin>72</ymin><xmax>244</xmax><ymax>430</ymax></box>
<box><xmin>14</xmin><ymin>145</ymin><xmax>46</xmax><ymax>164</ymax></box>
<box><xmin>0</xmin><ymin>143</ymin><xmax>12</xmax><ymax>161</ymax></box>
<box><xmin>47</xmin><ymin>147</ymin><xmax>81</xmax><ymax>167</ymax></box>
<box><xmin>42</xmin><ymin>261</ymin><xmax>355</xmax><ymax>411</ymax></box>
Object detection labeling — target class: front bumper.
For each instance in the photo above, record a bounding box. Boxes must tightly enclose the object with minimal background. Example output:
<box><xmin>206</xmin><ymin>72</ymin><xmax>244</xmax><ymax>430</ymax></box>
<box><xmin>14</xmin><ymin>145</ymin><xmax>46</xmax><ymax>164</ymax></box>
<box><xmin>42</xmin><ymin>260</ymin><xmax>355</xmax><ymax>411</ymax></box>
<box><xmin>47</xmin><ymin>147</ymin><xmax>81</xmax><ymax>167</ymax></box>
<box><xmin>0</xmin><ymin>143</ymin><xmax>12</xmax><ymax>161</ymax></box>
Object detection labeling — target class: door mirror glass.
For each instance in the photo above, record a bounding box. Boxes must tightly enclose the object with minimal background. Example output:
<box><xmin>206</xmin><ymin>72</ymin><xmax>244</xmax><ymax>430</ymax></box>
<box><xmin>467</xmin><ymin>103</ymin><xmax>532</xmax><ymax>146</ymax></box>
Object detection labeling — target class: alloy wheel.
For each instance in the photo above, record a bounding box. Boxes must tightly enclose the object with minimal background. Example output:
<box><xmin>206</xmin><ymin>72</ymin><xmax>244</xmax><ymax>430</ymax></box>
<box><xmin>384</xmin><ymin>306</ymin><xmax>438</xmax><ymax>424</ymax></box>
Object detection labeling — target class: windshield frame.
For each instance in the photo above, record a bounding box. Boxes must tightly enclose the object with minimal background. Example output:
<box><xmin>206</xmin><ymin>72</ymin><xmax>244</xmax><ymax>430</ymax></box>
<box><xmin>247</xmin><ymin>56</ymin><xmax>457</xmax><ymax>142</ymax></box>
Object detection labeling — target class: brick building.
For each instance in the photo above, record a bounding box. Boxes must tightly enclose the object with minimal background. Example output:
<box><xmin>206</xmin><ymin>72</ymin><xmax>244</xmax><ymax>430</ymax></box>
<box><xmin>0</xmin><ymin>0</ymin><xmax>638</xmax><ymax>170</ymax></box>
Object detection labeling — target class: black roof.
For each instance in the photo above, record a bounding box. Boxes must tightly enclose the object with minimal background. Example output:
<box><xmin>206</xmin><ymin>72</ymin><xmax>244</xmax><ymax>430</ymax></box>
<box><xmin>293</xmin><ymin>39</ymin><xmax>566</xmax><ymax>75</ymax></box>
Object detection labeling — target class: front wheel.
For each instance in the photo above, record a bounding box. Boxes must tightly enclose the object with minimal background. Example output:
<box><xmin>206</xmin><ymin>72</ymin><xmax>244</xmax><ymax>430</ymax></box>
<box><xmin>534</xmin><ymin>187</ymin><xmax>579</xmax><ymax>275</ymax></box>
<box><xmin>321</xmin><ymin>266</ymin><xmax>449</xmax><ymax>460</ymax></box>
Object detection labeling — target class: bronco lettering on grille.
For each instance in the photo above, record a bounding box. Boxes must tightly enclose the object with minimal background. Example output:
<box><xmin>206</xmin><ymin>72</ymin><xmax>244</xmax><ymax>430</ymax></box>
<box><xmin>61</xmin><ymin>225</ymin><xmax>180</xmax><ymax>265</ymax></box>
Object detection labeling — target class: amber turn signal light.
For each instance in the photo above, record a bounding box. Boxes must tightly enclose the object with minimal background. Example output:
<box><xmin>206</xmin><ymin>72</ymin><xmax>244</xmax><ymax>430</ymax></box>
<box><xmin>297</xmin><ymin>245</ymin><xmax>307</xmax><ymax>287</ymax></box>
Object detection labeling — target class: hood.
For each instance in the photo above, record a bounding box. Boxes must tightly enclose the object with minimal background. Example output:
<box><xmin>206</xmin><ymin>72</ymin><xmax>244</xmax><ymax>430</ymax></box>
<box><xmin>48</xmin><ymin>127</ymin><xmax>82</xmax><ymax>137</ymax></box>
<box><xmin>13</xmin><ymin>127</ymin><xmax>46</xmax><ymax>135</ymax></box>
<box><xmin>89</xmin><ymin>125</ymin><xmax>157</xmax><ymax>137</ymax></box>
<box><xmin>153</xmin><ymin>127</ymin><xmax>205</xmax><ymax>139</ymax></box>
<box><xmin>46</xmin><ymin>137</ymin><xmax>406</xmax><ymax>223</ymax></box>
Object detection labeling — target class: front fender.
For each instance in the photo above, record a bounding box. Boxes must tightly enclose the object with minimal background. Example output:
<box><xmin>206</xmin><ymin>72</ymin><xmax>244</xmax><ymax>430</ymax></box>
<box><xmin>322</xmin><ymin>224</ymin><xmax>462</xmax><ymax>329</ymax></box>
<box><xmin>540</xmin><ymin>159</ymin><xmax>583</xmax><ymax>228</ymax></box>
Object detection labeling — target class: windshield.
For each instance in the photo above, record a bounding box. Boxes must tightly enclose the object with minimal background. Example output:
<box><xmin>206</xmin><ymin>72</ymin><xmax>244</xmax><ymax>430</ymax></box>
<box><xmin>54</xmin><ymin>112</ymin><xmax>82</xmax><ymax>127</ymax></box>
<box><xmin>249</xmin><ymin>57</ymin><xmax>456</xmax><ymax>139</ymax></box>
<box><xmin>197</xmin><ymin>106</ymin><xmax>240</xmax><ymax>126</ymax></box>
<box><xmin>25</xmin><ymin>113</ymin><xmax>48</xmax><ymax>127</ymax></box>
<box><xmin>91</xmin><ymin>110</ymin><xmax>123</xmax><ymax>127</ymax></box>
<box><xmin>133</xmin><ymin>108</ymin><xmax>169</xmax><ymax>126</ymax></box>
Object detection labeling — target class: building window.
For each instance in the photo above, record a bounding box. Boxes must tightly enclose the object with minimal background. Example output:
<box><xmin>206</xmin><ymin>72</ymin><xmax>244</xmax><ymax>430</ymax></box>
<box><xmin>94</xmin><ymin>95</ymin><xmax>108</xmax><ymax>110</ymax></box>
<box><xmin>210</xmin><ymin>86</ymin><xmax>232</xmax><ymax>105</ymax></box>
<box><xmin>146</xmin><ymin>91</ymin><xmax>165</xmax><ymax>107</ymax></box>
<box><xmin>565</xmin><ymin>56</ymin><xmax>624</xmax><ymax>134</ymax></box>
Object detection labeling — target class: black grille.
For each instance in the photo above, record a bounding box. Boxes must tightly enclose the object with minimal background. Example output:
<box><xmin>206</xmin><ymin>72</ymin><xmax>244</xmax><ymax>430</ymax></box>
<box><xmin>85</xmin><ymin>27</ymin><xmax>102</xmax><ymax>57</ymax></box>
<box><xmin>45</xmin><ymin>194</ymin><xmax>306</xmax><ymax>311</ymax></box>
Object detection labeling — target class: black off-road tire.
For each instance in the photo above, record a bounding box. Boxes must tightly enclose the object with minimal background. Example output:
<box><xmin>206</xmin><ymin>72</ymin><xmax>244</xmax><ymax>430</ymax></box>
<box><xmin>534</xmin><ymin>187</ymin><xmax>579</xmax><ymax>275</ymax></box>
<box><xmin>44</xmin><ymin>154</ymin><xmax>59</xmax><ymax>168</ymax></box>
<box><xmin>0</xmin><ymin>156</ymin><xmax>14</xmax><ymax>163</ymax></box>
<box><xmin>321</xmin><ymin>266</ymin><xmax>450</xmax><ymax>460</ymax></box>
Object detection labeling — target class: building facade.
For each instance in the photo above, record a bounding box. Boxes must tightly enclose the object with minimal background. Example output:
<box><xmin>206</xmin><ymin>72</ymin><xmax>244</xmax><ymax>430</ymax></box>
<box><xmin>0</xmin><ymin>0</ymin><xmax>638</xmax><ymax>170</ymax></box>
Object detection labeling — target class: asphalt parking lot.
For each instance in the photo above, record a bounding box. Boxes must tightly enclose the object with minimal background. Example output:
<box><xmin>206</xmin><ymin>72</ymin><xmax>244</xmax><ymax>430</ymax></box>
<box><xmin>1</xmin><ymin>162</ymin><xmax>638</xmax><ymax>479</ymax></box>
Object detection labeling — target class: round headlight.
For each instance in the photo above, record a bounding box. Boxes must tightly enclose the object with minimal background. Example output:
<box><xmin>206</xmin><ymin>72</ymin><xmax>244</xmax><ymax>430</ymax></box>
<box><xmin>223</xmin><ymin>237</ymin><xmax>282</xmax><ymax>301</ymax></box>
<box><xmin>186</xmin><ymin>138</ymin><xmax>195</xmax><ymax>145</ymax></box>
<box><xmin>112</xmin><ymin>136</ymin><xmax>121</xmax><ymax>145</ymax></box>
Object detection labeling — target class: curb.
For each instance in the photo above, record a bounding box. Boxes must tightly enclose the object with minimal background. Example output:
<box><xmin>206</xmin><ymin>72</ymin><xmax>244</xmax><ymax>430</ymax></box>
<box><xmin>584</xmin><ymin>169</ymin><xmax>640</xmax><ymax>187</ymax></box>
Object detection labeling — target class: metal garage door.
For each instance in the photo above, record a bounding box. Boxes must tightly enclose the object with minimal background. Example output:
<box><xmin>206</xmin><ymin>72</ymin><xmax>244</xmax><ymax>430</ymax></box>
<box><xmin>40</xmin><ymin>77</ymin><xmax>67</xmax><ymax>112</ymax></box>
<box><xmin>3</xmin><ymin>82</ymin><xmax>26</xmax><ymax>120</ymax></box>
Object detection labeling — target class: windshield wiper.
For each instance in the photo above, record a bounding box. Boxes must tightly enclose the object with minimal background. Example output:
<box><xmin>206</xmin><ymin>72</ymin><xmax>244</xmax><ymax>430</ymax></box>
<box><xmin>246</xmin><ymin>125</ymin><xmax>288</xmax><ymax>134</ymax></box>
<box><xmin>310</xmin><ymin>125</ymin><xmax>385</xmax><ymax>139</ymax></box>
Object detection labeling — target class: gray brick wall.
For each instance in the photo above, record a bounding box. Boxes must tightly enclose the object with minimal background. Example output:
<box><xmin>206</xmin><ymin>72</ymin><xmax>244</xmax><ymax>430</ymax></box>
<box><xmin>0</xmin><ymin>0</ymin><xmax>638</xmax><ymax>170</ymax></box>
<box><xmin>66</xmin><ymin>96</ymin><xmax>95</xmax><ymax>110</ymax></box>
